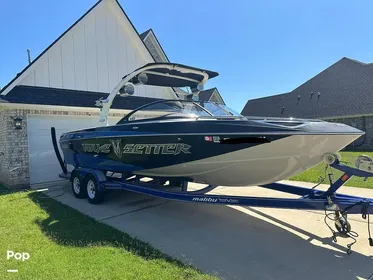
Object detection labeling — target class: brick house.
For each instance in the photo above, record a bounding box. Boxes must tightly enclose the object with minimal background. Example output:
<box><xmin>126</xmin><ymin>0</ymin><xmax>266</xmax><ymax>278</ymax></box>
<box><xmin>0</xmin><ymin>0</ymin><xmax>185</xmax><ymax>188</ymax></box>
<box><xmin>241</xmin><ymin>57</ymin><xmax>373</xmax><ymax>150</ymax></box>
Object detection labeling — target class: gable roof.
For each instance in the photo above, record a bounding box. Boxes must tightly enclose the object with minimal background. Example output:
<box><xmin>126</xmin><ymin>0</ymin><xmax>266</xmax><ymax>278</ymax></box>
<box><xmin>1</xmin><ymin>0</ymin><xmax>98</xmax><ymax>95</ymax></box>
<box><xmin>199</xmin><ymin>87</ymin><xmax>225</xmax><ymax>104</ymax></box>
<box><xmin>2</xmin><ymin>85</ymin><xmax>160</xmax><ymax>110</ymax></box>
<box><xmin>139</xmin><ymin>28</ymin><xmax>169</xmax><ymax>63</ymax></box>
<box><xmin>1</xmin><ymin>0</ymin><xmax>176</xmax><ymax>99</ymax></box>
<box><xmin>241</xmin><ymin>57</ymin><xmax>373</xmax><ymax>118</ymax></box>
<box><xmin>139</xmin><ymin>29</ymin><xmax>151</xmax><ymax>40</ymax></box>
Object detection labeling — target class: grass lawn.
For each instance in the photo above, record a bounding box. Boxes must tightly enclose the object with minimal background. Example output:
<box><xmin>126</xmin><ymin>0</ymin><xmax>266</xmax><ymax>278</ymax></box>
<box><xmin>0</xmin><ymin>185</ymin><xmax>215</xmax><ymax>280</ymax></box>
<box><xmin>289</xmin><ymin>151</ymin><xmax>373</xmax><ymax>189</ymax></box>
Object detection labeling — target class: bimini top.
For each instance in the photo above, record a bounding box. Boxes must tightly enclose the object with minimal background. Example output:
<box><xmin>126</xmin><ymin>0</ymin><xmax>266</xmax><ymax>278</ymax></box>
<box><xmin>123</xmin><ymin>63</ymin><xmax>219</xmax><ymax>88</ymax></box>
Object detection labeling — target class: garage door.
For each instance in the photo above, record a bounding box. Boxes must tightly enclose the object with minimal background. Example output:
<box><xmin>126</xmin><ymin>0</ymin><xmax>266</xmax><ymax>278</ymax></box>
<box><xmin>27</xmin><ymin>115</ymin><xmax>121</xmax><ymax>185</ymax></box>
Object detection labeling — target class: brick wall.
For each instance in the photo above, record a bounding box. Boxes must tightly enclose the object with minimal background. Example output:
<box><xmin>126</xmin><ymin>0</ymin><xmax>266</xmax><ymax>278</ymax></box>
<box><xmin>0</xmin><ymin>109</ymin><xmax>9</xmax><ymax>185</ymax></box>
<box><xmin>0</xmin><ymin>107</ymin><xmax>125</xmax><ymax>188</ymax></box>
<box><xmin>4</xmin><ymin>109</ymin><xmax>28</xmax><ymax>187</ymax></box>
<box><xmin>328</xmin><ymin>116</ymin><xmax>373</xmax><ymax>150</ymax></box>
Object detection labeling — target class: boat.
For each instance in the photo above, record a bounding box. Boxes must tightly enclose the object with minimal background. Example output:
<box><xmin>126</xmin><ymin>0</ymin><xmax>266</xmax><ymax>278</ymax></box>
<box><xmin>59</xmin><ymin>63</ymin><xmax>364</xmax><ymax>186</ymax></box>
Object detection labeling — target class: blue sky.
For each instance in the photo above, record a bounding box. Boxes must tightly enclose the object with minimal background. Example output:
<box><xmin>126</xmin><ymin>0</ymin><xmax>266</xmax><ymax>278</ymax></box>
<box><xmin>1</xmin><ymin>0</ymin><xmax>373</xmax><ymax>111</ymax></box>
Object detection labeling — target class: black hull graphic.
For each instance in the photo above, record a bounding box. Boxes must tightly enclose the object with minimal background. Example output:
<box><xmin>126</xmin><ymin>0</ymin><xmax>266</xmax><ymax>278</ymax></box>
<box><xmin>62</xmin><ymin>134</ymin><xmax>280</xmax><ymax>172</ymax></box>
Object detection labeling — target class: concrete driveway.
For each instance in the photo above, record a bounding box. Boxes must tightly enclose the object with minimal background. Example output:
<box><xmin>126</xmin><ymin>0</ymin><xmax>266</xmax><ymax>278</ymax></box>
<box><xmin>46</xmin><ymin>181</ymin><xmax>373</xmax><ymax>280</ymax></box>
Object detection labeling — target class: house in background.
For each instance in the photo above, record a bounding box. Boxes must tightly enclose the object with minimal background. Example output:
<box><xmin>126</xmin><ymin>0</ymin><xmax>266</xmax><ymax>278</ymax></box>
<box><xmin>0</xmin><ymin>0</ymin><xmax>182</xmax><ymax>188</ymax></box>
<box><xmin>198</xmin><ymin>87</ymin><xmax>225</xmax><ymax>104</ymax></box>
<box><xmin>241</xmin><ymin>57</ymin><xmax>373</xmax><ymax>150</ymax></box>
<box><xmin>140</xmin><ymin>29</ymin><xmax>169</xmax><ymax>63</ymax></box>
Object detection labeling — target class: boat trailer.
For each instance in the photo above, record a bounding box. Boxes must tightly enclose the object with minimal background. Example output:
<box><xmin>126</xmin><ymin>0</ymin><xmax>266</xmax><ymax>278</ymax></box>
<box><xmin>51</xmin><ymin>128</ymin><xmax>373</xmax><ymax>254</ymax></box>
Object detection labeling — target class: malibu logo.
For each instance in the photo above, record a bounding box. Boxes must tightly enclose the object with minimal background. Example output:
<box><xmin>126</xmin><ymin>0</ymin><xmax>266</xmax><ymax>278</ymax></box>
<box><xmin>192</xmin><ymin>197</ymin><xmax>239</xmax><ymax>204</ymax></box>
<box><xmin>192</xmin><ymin>197</ymin><xmax>218</xmax><ymax>203</ymax></box>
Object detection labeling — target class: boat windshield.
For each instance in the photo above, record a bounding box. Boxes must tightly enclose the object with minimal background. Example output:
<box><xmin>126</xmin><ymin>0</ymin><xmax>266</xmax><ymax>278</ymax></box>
<box><xmin>118</xmin><ymin>100</ymin><xmax>211</xmax><ymax>123</ymax></box>
<box><xmin>218</xmin><ymin>104</ymin><xmax>242</xmax><ymax>116</ymax></box>
<box><xmin>199</xmin><ymin>102</ymin><xmax>243</xmax><ymax>117</ymax></box>
<box><xmin>117</xmin><ymin>100</ymin><xmax>244</xmax><ymax>124</ymax></box>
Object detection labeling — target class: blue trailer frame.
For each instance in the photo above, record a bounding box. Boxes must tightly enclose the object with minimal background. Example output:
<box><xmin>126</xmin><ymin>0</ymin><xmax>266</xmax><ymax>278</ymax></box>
<box><xmin>59</xmin><ymin>160</ymin><xmax>373</xmax><ymax>215</ymax></box>
<box><xmin>58</xmin><ymin>160</ymin><xmax>373</xmax><ymax>255</ymax></box>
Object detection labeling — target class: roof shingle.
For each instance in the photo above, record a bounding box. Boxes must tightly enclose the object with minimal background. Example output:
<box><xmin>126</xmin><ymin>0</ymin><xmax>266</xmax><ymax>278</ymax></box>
<box><xmin>2</xmin><ymin>85</ymin><xmax>161</xmax><ymax>110</ymax></box>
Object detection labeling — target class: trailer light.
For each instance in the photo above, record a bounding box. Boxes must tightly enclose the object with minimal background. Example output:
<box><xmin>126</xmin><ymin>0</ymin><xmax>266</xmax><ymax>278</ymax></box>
<box><xmin>341</xmin><ymin>174</ymin><xmax>349</xmax><ymax>182</ymax></box>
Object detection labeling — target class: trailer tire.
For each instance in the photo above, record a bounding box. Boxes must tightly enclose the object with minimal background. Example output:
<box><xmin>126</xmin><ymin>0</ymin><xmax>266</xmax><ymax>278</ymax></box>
<box><xmin>85</xmin><ymin>174</ymin><xmax>104</xmax><ymax>204</ymax></box>
<box><xmin>71</xmin><ymin>171</ymin><xmax>87</xmax><ymax>199</ymax></box>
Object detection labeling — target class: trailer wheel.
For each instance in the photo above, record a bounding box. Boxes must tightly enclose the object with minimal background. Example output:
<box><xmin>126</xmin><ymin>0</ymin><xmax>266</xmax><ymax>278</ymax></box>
<box><xmin>85</xmin><ymin>174</ymin><xmax>104</xmax><ymax>204</ymax></box>
<box><xmin>71</xmin><ymin>171</ymin><xmax>87</xmax><ymax>199</ymax></box>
